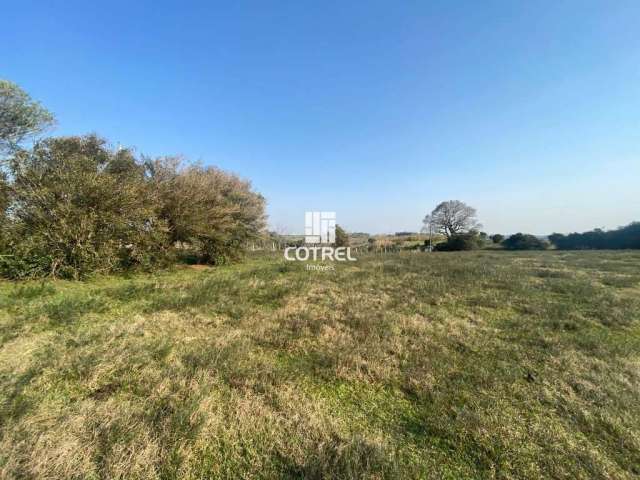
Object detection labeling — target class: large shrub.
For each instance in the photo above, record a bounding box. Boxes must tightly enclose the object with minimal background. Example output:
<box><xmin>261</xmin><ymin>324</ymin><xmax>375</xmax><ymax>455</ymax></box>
<box><xmin>434</xmin><ymin>232</ymin><xmax>483</xmax><ymax>251</ymax></box>
<box><xmin>334</xmin><ymin>225</ymin><xmax>349</xmax><ymax>247</ymax></box>
<box><xmin>502</xmin><ymin>233</ymin><xmax>548</xmax><ymax>250</ymax></box>
<box><xmin>0</xmin><ymin>139</ymin><xmax>267</xmax><ymax>278</ymax></box>
<box><xmin>0</xmin><ymin>81</ymin><xmax>267</xmax><ymax>278</ymax></box>
<box><xmin>2</xmin><ymin>135</ymin><xmax>168</xmax><ymax>278</ymax></box>
<box><xmin>147</xmin><ymin>158</ymin><xmax>266</xmax><ymax>265</ymax></box>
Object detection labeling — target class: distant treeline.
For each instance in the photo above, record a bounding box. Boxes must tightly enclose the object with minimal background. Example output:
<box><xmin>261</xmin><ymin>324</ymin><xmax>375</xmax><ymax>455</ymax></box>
<box><xmin>429</xmin><ymin>223</ymin><xmax>640</xmax><ymax>252</ymax></box>
<box><xmin>549</xmin><ymin>223</ymin><xmax>640</xmax><ymax>250</ymax></box>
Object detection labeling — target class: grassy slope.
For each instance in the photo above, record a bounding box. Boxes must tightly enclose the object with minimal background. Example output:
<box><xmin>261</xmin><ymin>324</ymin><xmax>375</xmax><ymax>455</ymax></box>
<box><xmin>1</xmin><ymin>251</ymin><xmax>639</xmax><ymax>479</ymax></box>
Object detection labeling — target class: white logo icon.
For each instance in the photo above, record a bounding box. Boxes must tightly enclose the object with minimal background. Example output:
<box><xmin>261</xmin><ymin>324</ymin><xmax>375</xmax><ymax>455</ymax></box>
<box><xmin>305</xmin><ymin>211</ymin><xmax>335</xmax><ymax>244</ymax></box>
<box><xmin>285</xmin><ymin>211</ymin><xmax>356</xmax><ymax>263</ymax></box>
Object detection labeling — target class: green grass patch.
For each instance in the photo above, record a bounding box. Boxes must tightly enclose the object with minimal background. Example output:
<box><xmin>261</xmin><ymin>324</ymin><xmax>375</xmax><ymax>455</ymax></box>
<box><xmin>1</xmin><ymin>251</ymin><xmax>639</xmax><ymax>478</ymax></box>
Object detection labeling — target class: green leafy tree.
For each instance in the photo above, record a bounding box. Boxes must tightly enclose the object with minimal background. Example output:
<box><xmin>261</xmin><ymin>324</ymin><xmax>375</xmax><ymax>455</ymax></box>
<box><xmin>1</xmin><ymin>80</ymin><xmax>55</xmax><ymax>252</ymax></box>
<box><xmin>0</xmin><ymin>79</ymin><xmax>55</xmax><ymax>153</ymax></box>
<box><xmin>491</xmin><ymin>234</ymin><xmax>504</xmax><ymax>244</ymax></box>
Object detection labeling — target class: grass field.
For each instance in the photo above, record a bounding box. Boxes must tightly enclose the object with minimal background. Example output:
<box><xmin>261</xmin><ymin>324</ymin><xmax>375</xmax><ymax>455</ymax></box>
<box><xmin>1</xmin><ymin>251</ymin><xmax>640</xmax><ymax>479</ymax></box>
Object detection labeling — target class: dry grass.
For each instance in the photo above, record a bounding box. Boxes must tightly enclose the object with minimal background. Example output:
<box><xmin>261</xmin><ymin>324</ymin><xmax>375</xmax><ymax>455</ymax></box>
<box><xmin>1</xmin><ymin>250</ymin><xmax>640</xmax><ymax>479</ymax></box>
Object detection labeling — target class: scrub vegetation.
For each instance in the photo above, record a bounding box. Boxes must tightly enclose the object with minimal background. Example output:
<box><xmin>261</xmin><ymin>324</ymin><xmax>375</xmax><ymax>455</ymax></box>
<box><xmin>1</xmin><ymin>250</ymin><xmax>639</xmax><ymax>479</ymax></box>
<box><xmin>0</xmin><ymin>80</ymin><xmax>266</xmax><ymax>280</ymax></box>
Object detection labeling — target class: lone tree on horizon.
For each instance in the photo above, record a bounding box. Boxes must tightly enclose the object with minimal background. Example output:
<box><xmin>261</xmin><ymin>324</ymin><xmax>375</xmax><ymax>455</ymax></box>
<box><xmin>424</xmin><ymin>200</ymin><xmax>481</xmax><ymax>238</ymax></box>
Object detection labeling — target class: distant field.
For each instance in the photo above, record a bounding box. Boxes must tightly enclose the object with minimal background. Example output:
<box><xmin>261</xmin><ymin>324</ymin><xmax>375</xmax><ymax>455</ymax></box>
<box><xmin>1</xmin><ymin>251</ymin><xmax>640</xmax><ymax>479</ymax></box>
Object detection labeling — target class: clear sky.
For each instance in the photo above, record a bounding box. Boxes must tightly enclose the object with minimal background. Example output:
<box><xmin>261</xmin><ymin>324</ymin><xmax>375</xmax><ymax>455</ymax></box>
<box><xmin>3</xmin><ymin>0</ymin><xmax>639</xmax><ymax>235</ymax></box>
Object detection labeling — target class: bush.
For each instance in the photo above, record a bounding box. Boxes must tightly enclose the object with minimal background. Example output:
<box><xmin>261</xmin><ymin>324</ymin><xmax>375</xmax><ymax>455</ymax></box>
<box><xmin>335</xmin><ymin>225</ymin><xmax>349</xmax><ymax>247</ymax></box>
<box><xmin>2</xmin><ymin>136</ymin><xmax>168</xmax><ymax>279</ymax></box>
<box><xmin>434</xmin><ymin>232</ymin><xmax>483</xmax><ymax>251</ymax></box>
<box><xmin>491</xmin><ymin>234</ymin><xmax>504</xmax><ymax>244</ymax></box>
<box><xmin>502</xmin><ymin>233</ymin><xmax>548</xmax><ymax>250</ymax></box>
<box><xmin>1</xmin><ymin>137</ymin><xmax>266</xmax><ymax>278</ymax></box>
<box><xmin>0</xmin><ymin>81</ymin><xmax>267</xmax><ymax>279</ymax></box>
<box><xmin>147</xmin><ymin>158</ymin><xmax>266</xmax><ymax>265</ymax></box>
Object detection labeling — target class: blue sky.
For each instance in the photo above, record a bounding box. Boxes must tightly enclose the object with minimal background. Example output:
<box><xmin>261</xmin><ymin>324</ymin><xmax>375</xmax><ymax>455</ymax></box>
<box><xmin>3</xmin><ymin>0</ymin><xmax>639</xmax><ymax>234</ymax></box>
